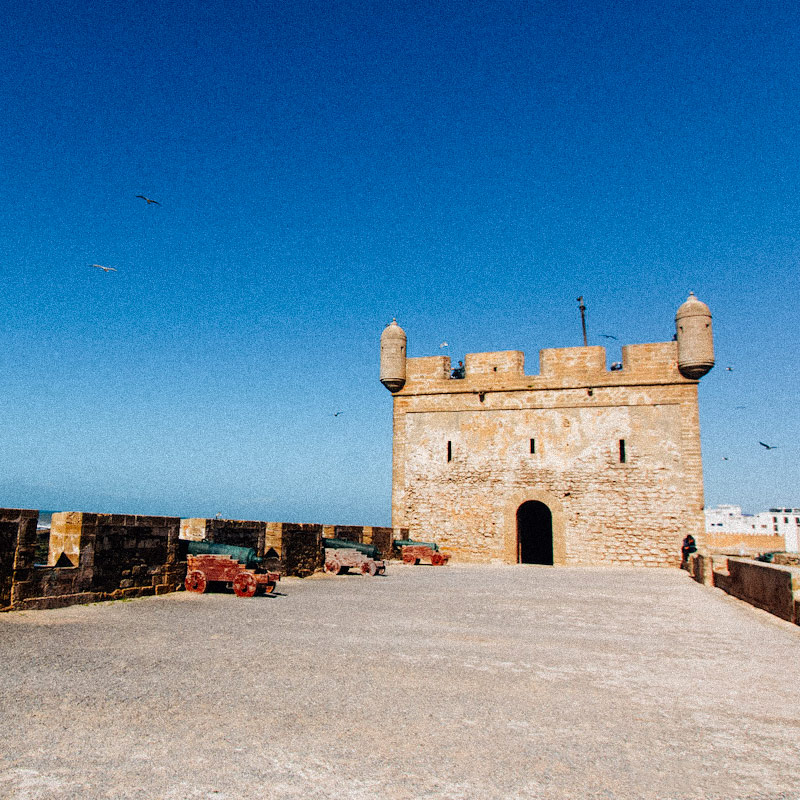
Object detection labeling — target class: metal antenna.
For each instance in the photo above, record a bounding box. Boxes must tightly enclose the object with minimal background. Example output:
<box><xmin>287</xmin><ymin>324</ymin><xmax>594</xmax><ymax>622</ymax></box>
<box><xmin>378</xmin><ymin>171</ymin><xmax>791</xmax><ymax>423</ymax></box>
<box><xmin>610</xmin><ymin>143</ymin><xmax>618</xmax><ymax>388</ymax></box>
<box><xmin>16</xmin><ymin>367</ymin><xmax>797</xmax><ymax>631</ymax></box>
<box><xmin>577</xmin><ymin>296</ymin><xmax>588</xmax><ymax>346</ymax></box>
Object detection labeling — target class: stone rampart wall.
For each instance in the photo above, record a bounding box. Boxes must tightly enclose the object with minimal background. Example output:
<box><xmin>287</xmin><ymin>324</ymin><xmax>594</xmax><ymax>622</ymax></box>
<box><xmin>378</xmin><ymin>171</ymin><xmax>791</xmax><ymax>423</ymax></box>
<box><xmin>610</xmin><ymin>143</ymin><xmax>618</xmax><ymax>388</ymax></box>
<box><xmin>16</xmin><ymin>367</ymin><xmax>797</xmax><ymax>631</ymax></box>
<box><xmin>689</xmin><ymin>554</ymin><xmax>800</xmax><ymax>625</ymax></box>
<box><xmin>714</xmin><ymin>558</ymin><xmax>800</xmax><ymax>623</ymax></box>
<box><xmin>7</xmin><ymin>510</ymin><xmax>185</xmax><ymax>611</ymax></box>
<box><xmin>2</xmin><ymin>508</ymin><xmax>407</xmax><ymax>611</ymax></box>
<box><xmin>0</xmin><ymin>509</ymin><xmax>38</xmax><ymax>608</ymax></box>
<box><xmin>702</xmin><ymin>533</ymin><xmax>785</xmax><ymax>555</ymax></box>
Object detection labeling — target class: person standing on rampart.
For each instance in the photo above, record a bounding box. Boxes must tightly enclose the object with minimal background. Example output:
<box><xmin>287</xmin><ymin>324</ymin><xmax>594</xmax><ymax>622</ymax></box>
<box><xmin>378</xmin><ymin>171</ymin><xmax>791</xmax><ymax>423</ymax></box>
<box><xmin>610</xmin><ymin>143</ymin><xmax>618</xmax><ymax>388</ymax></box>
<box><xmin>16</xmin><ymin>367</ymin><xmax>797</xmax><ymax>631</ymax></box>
<box><xmin>681</xmin><ymin>534</ymin><xmax>697</xmax><ymax>563</ymax></box>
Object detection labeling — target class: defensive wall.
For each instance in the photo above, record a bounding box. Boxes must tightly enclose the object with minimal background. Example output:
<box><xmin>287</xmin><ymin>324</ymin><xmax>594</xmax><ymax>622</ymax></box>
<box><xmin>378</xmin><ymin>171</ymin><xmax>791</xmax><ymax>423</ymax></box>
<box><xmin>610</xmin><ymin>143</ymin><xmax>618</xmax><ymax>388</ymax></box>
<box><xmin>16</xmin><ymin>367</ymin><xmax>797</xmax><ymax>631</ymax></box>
<box><xmin>702</xmin><ymin>532</ymin><xmax>785</xmax><ymax>557</ymax></box>
<box><xmin>0</xmin><ymin>507</ymin><xmax>406</xmax><ymax>612</ymax></box>
<box><xmin>687</xmin><ymin>552</ymin><xmax>800</xmax><ymax>626</ymax></box>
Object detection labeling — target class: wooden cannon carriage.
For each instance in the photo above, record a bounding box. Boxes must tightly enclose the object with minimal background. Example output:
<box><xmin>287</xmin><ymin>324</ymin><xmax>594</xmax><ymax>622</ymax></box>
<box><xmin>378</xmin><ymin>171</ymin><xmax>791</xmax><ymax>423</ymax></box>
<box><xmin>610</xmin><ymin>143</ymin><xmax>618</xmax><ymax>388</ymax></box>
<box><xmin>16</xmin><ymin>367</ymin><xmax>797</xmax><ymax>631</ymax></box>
<box><xmin>394</xmin><ymin>539</ymin><xmax>450</xmax><ymax>566</ymax></box>
<box><xmin>184</xmin><ymin>542</ymin><xmax>280</xmax><ymax>597</ymax></box>
<box><xmin>323</xmin><ymin>538</ymin><xmax>386</xmax><ymax>576</ymax></box>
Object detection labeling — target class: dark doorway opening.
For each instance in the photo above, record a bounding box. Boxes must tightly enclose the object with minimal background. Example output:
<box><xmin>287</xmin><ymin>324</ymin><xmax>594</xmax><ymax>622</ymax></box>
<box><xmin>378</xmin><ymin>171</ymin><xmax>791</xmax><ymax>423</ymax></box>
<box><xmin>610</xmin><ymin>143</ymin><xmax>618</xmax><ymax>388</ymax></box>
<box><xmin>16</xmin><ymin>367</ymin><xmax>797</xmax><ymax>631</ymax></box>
<box><xmin>517</xmin><ymin>501</ymin><xmax>553</xmax><ymax>565</ymax></box>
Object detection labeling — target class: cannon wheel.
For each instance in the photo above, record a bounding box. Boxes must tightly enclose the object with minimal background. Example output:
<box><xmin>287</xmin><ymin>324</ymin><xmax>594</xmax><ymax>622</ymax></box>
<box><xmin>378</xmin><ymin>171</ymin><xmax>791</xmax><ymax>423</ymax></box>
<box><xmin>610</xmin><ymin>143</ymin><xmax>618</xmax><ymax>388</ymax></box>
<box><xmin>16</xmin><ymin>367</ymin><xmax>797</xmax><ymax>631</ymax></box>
<box><xmin>361</xmin><ymin>560</ymin><xmax>378</xmax><ymax>576</ymax></box>
<box><xmin>233</xmin><ymin>572</ymin><xmax>257</xmax><ymax>597</ymax></box>
<box><xmin>402</xmin><ymin>551</ymin><xmax>417</xmax><ymax>565</ymax></box>
<box><xmin>431</xmin><ymin>552</ymin><xmax>445</xmax><ymax>566</ymax></box>
<box><xmin>185</xmin><ymin>570</ymin><xmax>207</xmax><ymax>594</ymax></box>
<box><xmin>324</xmin><ymin>559</ymin><xmax>341</xmax><ymax>575</ymax></box>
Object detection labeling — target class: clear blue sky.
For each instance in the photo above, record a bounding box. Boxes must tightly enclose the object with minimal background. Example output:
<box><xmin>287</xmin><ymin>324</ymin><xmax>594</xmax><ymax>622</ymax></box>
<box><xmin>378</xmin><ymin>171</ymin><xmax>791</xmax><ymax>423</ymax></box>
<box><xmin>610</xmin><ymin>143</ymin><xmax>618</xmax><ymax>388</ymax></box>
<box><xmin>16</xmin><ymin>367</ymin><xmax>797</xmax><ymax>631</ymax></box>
<box><xmin>1</xmin><ymin>0</ymin><xmax>798</xmax><ymax>523</ymax></box>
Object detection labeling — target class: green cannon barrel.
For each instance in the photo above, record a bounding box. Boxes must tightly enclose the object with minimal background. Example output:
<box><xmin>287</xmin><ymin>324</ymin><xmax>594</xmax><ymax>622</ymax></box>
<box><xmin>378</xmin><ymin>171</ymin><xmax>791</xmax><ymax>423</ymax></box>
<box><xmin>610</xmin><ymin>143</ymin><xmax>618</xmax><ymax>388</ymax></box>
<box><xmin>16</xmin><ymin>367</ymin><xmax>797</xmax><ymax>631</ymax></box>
<box><xmin>393</xmin><ymin>539</ymin><xmax>440</xmax><ymax>552</ymax></box>
<box><xmin>323</xmin><ymin>538</ymin><xmax>380</xmax><ymax>560</ymax></box>
<box><xmin>186</xmin><ymin>540</ymin><xmax>262</xmax><ymax>567</ymax></box>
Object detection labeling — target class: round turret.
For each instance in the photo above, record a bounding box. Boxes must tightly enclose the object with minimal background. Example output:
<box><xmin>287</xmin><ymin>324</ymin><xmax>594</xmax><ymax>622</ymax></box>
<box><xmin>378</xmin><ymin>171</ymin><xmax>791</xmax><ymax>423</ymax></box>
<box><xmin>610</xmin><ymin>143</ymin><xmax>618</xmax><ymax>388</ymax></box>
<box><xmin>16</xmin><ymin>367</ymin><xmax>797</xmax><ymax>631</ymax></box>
<box><xmin>675</xmin><ymin>292</ymin><xmax>714</xmax><ymax>379</ymax></box>
<box><xmin>380</xmin><ymin>319</ymin><xmax>407</xmax><ymax>392</ymax></box>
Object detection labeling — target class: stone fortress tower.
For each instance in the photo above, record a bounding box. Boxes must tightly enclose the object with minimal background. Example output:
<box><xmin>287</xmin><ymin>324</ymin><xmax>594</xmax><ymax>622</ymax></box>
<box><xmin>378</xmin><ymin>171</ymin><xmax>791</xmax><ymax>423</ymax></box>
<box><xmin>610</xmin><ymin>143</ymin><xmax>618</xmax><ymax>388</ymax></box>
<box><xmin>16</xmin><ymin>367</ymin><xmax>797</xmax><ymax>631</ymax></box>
<box><xmin>380</xmin><ymin>294</ymin><xmax>714</xmax><ymax>567</ymax></box>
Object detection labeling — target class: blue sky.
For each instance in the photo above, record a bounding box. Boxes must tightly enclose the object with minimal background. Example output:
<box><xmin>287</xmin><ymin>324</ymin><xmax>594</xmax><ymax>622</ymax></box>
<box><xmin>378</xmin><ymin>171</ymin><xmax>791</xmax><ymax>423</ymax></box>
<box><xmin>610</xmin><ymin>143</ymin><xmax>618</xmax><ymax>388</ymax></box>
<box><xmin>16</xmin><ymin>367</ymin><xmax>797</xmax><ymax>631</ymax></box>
<box><xmin>1</xmin><ymin>0</ymin><xmax>798</xmax><ymax>523</ymax></box>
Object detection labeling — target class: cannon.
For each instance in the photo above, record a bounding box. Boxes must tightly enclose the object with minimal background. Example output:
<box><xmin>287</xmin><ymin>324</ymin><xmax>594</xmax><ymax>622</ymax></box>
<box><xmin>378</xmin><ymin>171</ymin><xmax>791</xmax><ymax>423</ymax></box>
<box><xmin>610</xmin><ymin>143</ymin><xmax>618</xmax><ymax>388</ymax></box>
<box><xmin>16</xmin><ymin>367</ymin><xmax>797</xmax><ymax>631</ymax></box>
<box><xmin>186</xmin><ymin>541</ymin><xmax>261</xmax><ymax>566</ymax></box>
<box><xmin>323</xmin><ymin>538</ymin><xmax>381</xmax><ymax>561</ymax></box>
<box><xmin>393</xmin><ymin>539</ymin><xmax>450</xmax><ymax>566</ymax></box>
<box><xmin>323</xmin><ymin>539</ymin><xmax>386</xmax><ymax>576</ymax></box>
<box><xmin>184</xmin><ymin>541</ymin><xmax>280</xmax><ymax>597</ymax></box>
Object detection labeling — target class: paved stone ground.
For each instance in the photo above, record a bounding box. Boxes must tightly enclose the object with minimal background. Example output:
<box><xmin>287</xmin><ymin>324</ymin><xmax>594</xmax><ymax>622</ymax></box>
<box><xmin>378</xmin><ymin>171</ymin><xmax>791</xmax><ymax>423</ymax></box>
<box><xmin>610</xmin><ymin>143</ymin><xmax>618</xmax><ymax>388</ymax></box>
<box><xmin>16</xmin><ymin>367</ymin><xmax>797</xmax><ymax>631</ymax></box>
<box><xmin>1</xmin><ymin>564</ymin><xmax>799</xmax><ymax>800</ymax></box>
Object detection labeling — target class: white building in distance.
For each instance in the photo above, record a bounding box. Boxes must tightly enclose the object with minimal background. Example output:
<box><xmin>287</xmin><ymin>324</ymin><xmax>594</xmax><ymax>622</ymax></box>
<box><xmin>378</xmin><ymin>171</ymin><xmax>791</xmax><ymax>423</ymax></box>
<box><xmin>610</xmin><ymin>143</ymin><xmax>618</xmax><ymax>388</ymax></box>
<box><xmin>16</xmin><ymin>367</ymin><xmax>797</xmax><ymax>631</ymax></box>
<box><xmin>705</xmin><ymin>505</ymin><xmax>800</xmax><ymax>552</ymax></box>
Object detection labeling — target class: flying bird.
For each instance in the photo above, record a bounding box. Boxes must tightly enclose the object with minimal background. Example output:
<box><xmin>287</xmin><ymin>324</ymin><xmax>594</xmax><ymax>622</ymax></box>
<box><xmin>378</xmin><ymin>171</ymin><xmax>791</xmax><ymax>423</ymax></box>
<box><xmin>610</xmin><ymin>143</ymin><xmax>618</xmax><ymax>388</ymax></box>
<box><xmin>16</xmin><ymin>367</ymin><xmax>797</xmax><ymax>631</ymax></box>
<box><xmin>440</xmin><ymin>342</ymin><xmax>449</xmax><ymax>348</ymax></box>
<box><xmin>759</xmin><ymin>441</ymin><xmax>778</xmax><ymax>450</ymax></box>
<box><xmin>333</xmin><ymin>411</ymin><xmax>344</xmax><ymax>417</ymax></box>
<box><xmin>721</xmin><ymin>456</ymin><xmax>729</xmax><ymax>461</ymax></box>
<box><xmin>136</xmin><ymin>195</ymin><xmax>160</xmax><ymax>205</ymax></box>
<box><xmin>725</xmin><ymin>366</ymin><xmax>734</xmax><ymax>371</ymax></box>
<box><xmin>91</xmin><ymin>264</ymin><xmax>117</xmax><ymax>272</ymax></box>
<box><xmin>601</xmin><ymin>334</ymin><xmax>618</xmax><ymax>340</ymax></box>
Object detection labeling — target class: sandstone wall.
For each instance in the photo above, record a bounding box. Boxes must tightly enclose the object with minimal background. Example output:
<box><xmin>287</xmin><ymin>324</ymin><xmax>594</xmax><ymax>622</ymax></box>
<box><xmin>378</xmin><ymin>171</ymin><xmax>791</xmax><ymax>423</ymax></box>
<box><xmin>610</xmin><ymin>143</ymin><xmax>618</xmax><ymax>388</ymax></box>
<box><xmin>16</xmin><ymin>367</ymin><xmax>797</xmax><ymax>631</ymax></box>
<box><xmin>391</xmin><ymin>343</ymin><xmax>706</xmax><ymax>567</ymax></box>
<box><xmin>773</xmin><ymin>553</ymin><xmax>800</xmax><ymax>567</ymax></box>
<box><xmin>0</xmin><ymin>509</ymin><xmax>38</xmax><ymax>608</ymax></box>
<box><xmin>1</xmin><ymin>505</ymin><xmax>411</xmax><ymax>611</ymax></box>
<box><xmin>705</xmin><ymin>557</ymin><xmax>800</xmax><ymax>624</ymax></box>
<box><xmin>4</xmin><ymin>510</ymin><xmax>185</xmax><ymax>611</ymax></box>
<box><xmin>703</xmin><ymin>533</ymin><xmax>785</xmax><ymax>555</ymax></box>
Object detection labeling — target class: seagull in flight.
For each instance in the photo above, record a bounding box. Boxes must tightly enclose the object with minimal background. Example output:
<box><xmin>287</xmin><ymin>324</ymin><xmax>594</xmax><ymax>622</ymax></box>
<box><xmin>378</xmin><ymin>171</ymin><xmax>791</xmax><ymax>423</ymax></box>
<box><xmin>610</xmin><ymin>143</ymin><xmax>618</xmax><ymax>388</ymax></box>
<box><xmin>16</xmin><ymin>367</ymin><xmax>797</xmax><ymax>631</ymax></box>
<box><xmin>601</xmin><ymin>334</ymin><xmax>618</xmax><ymax>340</ymax></box>
<box><xmin>725</xmin><ymin>366</ymin><xmax>734</xmax><ymax>371</ymax></box>
<box><xmin>136</xmin><ymin>195</ymin><xmax>160</xmax><ymax>205</ymax></box>
<box><xmin>333</xmin><ymin>411</ymin><xmax>344</xmax><ymax>417</ymax></box>
<box><xmin>440</xmin><ymin>342</ymin><xmax>449</xmax><ymax>348</ymax></box>
<box><xmin>759</xmin><ymin>441</ymin><xmax>778</xmax><ymax>450</ymax></box>
<box><xmin>721</xmin><ymin>456</ymin><xmax>729</xmax><ymax>461</ymax></box>
<box><xmin>91</xmin><ymin>264</ymin><xmax>117</xmax><ymax>272</ymax></box>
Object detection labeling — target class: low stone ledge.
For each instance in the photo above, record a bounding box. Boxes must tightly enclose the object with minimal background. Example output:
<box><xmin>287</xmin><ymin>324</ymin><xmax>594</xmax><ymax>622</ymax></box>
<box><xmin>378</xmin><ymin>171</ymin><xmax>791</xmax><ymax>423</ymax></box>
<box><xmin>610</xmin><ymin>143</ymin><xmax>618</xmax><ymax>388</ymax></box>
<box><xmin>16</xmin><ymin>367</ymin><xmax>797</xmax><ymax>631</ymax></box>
<box><xmin>712</xmin><ymin>557</ymin><xmax>800</xmax><ymax>624</ymax></box>
<box><xmin>12</xmin><ymin>592</ymin><xmax>105</xmax><ymax>611</ymax></box>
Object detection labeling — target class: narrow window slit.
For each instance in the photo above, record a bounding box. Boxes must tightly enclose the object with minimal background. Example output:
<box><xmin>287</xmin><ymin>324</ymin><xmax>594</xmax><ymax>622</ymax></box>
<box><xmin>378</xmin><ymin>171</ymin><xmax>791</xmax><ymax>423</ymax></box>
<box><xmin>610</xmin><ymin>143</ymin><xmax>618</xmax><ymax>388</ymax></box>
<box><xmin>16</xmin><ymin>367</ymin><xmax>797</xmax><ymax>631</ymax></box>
<box><xmin>619</xmin><ymin>439</ymin><xmax>626</xmax><ymax>463</ymax></box>
<box><xmin>530</xmin><ymin>438</ymin><xmax>536</xmax><ymax>454</ymax></box>
<box><xmin>447</xmin><ymin>441</ymin><xmax>452</xmax><ymax>462</ymax></box>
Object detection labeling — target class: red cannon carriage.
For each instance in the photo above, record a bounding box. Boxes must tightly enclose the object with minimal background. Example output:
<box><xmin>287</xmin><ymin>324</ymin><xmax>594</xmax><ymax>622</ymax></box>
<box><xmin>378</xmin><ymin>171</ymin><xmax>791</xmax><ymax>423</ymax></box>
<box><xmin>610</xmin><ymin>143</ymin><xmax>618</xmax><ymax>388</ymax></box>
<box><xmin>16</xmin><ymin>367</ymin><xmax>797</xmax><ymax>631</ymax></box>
<box><xmin>184</xmin><ymin>542</ymin><xmax>279</xmax><ymax>597</ymax></box>
<box><xmin>394</xmin><ymin>539</ymin><xmax>450</xmax><ymax>566</ymax></box>
<box><xmin>323</xmin><ymin>539</ymin><xmax>386</xmax><ymax>576</ymax></box>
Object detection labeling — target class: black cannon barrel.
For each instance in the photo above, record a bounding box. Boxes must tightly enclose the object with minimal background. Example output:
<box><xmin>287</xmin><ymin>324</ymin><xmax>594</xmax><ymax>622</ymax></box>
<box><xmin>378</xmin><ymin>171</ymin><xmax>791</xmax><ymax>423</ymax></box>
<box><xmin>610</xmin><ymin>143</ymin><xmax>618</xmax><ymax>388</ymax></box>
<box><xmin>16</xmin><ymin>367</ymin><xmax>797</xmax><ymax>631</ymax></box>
<box><xmin>393</xmin><ymin>539</ymin><xmax>440</xmax><ymax>552</ymax></box>
<box><xmin>186</xmin><ymin>540</ymin><xmax>262</xmax><ymax>567</ymax></box>
<box><xmin>323</xmin><ymin>538</ymin><xmax>380</xmax><ymax>560</ymax></box>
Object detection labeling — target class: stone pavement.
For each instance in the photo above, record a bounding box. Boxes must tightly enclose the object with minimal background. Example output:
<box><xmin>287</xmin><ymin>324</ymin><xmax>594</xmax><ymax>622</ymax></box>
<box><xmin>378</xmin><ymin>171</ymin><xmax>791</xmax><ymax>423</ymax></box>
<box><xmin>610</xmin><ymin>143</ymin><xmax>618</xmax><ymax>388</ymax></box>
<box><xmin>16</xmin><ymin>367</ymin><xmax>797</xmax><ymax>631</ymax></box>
<box><xmin>1</xmin><ymin>564</ymin><xmax>799</xmax><ymax>799</ymax></box>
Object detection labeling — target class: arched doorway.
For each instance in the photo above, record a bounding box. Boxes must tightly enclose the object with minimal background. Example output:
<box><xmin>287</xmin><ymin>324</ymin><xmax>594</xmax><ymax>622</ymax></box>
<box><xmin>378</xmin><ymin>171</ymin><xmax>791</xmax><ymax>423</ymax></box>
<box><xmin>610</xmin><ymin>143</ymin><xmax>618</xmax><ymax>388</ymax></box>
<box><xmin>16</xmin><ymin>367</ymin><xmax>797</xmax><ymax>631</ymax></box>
<box><xmin>517</xmin><ymin>501</ymin><xmax>553</xmax><ymax>564</ymax></box>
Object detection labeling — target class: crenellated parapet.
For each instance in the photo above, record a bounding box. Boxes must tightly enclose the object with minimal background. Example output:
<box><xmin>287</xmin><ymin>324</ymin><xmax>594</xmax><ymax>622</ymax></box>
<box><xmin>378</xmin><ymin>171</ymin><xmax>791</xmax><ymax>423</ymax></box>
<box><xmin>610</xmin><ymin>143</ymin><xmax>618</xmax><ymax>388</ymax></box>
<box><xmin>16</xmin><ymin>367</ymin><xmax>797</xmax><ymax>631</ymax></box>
<box><xmin>397</xmin><ymin>340</ymin><xmax>689</xmax><ymax>395</ymax></box>
<box><xmin>380</xmin><ymin>294</ymin><xmax>712</xmax><ymax>395</ymax></box>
